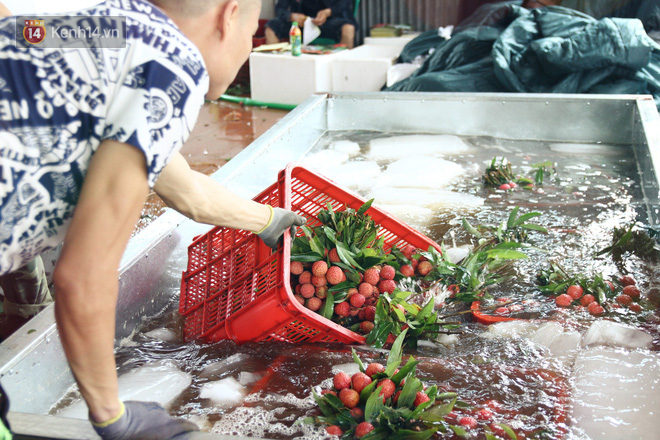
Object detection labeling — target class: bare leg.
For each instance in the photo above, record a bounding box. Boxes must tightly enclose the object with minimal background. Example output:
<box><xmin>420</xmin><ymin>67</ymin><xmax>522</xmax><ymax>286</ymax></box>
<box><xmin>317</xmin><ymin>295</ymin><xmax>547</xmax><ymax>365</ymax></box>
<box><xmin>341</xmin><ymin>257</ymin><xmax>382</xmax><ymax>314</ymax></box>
<box><xmin>265</xmin><ymin>27</ymin><xmax>281</xmax><ymax>45</ymax></box>
<box><xmin>340</xmin><ymin>24</ymin><xmax>355</xmax><ymax>49</ymax></box>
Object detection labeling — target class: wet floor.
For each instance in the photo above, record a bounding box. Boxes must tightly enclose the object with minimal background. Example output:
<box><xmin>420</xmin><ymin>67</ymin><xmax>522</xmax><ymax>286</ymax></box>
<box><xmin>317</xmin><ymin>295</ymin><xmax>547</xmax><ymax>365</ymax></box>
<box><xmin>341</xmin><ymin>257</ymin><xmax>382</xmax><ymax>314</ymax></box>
<box><xmin>135</xmin><ymin>99</ymin><xmax>291</xmax><ymax>234</ymax></box>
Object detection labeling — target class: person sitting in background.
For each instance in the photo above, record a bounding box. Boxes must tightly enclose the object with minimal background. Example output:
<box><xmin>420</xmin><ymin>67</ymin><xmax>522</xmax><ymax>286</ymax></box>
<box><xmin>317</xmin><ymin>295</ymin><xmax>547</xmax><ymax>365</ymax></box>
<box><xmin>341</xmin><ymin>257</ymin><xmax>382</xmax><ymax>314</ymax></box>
<box><xmin>265</xmin><ymin>0</ymin><xmax>357</xmax><ymax>49</ymax></box>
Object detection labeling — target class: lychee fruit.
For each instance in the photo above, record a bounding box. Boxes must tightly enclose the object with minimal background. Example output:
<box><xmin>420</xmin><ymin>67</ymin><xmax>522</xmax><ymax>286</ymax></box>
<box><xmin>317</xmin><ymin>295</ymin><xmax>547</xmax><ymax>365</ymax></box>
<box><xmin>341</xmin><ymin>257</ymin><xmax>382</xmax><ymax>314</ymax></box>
<box><xmin>312</xmin><ymin>260</ymin><xmax>328</xmax><ymax>277</ymax></box>
<box><xmin>306</xmin><ymin>297</ymin><xmax>322</xmax><ymax>311</ymax></box>
<box><xmin>326</xmin><ymin>425</ymin><xmax>342</xmax><ymax>436</ymax></box>
<box><xmin>360</xmin><ymin>321</ymin><xmax>375</xmax><ymax>333</ymax></box>
<box><xmin>402</xmin><ymin>245</ymin><xmax>417</xmax><ymax>260</ymax></box>
<box><xmin>459</xmin><ymin>416</ymin><xmax>478</xmax><ymax>430</ymax></box>
<box><xmin>334</xmin><ymin>301</ymin><xmax>350</xmax><ymax>317</ymax></box>
<box><xmin>616</xmin><ymin>294</ymin><xmax>632</xmax><ymax>306</ymax></box>
<box><xmin>619</xmin><ymin>276</ymin><xmax>636</xmax><ymax>286</ymax></box>
<box><xmin>326</xmin><ymin>266</ymin><xmax>344</xmax><ymax>285</ymax></box>
<box><xmin>298</xmin><ymin>271</ymin><xmax>312</xmax><ymax>285</ymax></box>
<box><xmin>328</xmin><ymin>248</ymin><xmax>341</xmax><ymax>263</ymax></box>
<box><xmin>413</xmin><ymin>391</ymin><xmax>430</xmax><ymax>407</ymax></box>
<box><xmin>311</xmin><ymin>275</ymin><xmax>327</xmax><ymax>287</ymax></box>
<box><xmin>623</xmin><ymin>285</ymin><xmax>640</xmax><ymax>299</ymax></box>
<box><xmin>363</xmin><ymin>268</ymin><xmax>380</xmax><ymax>286</ymax></box>
<box><xmin>566</xmin><ymin>285</ymin><xmax>584</xmax><ymax>300</ymax></box>
<box><xmin>350</xmin><ymin>407</ymin><xmax>364</xmax><ymax>421</ymax></box>
<box><xmin>294</xmin><ymin>294</ymin><xmax>305</xmax><ymax>305</ymax></box>
<box><xmin>321</xmin><ymin>389</ymin><xmax>337</xmax><ymax>397</ymax></box>
<box><xmin>417</xmin><ymin>261</ymin><xmax>433</xmax><ymax>276</ymax></box>
<box><xmin>380</xmin><ymin>265</ymin><xmax>395</xmax><ymax>280</ymax></box>
<box><xmin>555</xmin><ymin>294</ymin><xmax>573</xmax><ymax>307</ymax></box>
<box><xmin>365</xmin><ymin>362</ymin><xmax>385</xmax><ymax>378</ymax></box>
<box><xmin>339</xmin><ymin>388</ymin><xmax>360</xmax><ymax>409</ymax></box>
<box><xmin>290</xmin><ymin>261</ymin><xmax>304</xmax><ymax>275</ymax></box>
<box><xmin>300</xmin><ymin>283</ymin><xmax>315</xmax><ymax>299</ymax></box>
<box><xmin>350</xmin><ymin>293</ymin><xmax>366</xmax><ymax>308</ymax></box>
<box><xmin>476</xmin><ymin>408</ymin><xmax>493</xmax><ymax>420</ymax></box>
<box><xmin>587</xmin><ymin>301</ymin><xmax>605</xmax><ymax>316</ymax></box>
<box><xmin>355</xmin><ymin>422</ymin><xmax>374</xmax><ymax>438</ymax></box>
<box><xmin>629</xmin><ymin>303</ymin><xmax>642</xmax><ymax>313</ymax></box>
<box><xmin>400</xmin><ymin>265</ymin><xmax>415</xmax><ymax>277</ymax></box>
<box><xmin>364</xmin><ymin>306</ymin><xmax>376</xmax><ymax>322</ymax></box>
<box><xmin>358</xmin><ymin>282</ymin><xmax>373</xmax><ymax>298</ymax></box>
<box><xmin>580</xmin><ymin>294</ymin><xmax>596</xmax><ymax>306</ymax></box>
<box><xmin>378</xmin><ymin>279</ymin><xmax>396</xmax><ymax>294</ymax></box>
<box><xmin>377</xmin><ymin>379</ymin><xmax>396</xmax><ymax>400</ymax></box>
<box><xmin>351</xmin><ymin>372</ymin><xmax>372</xmax><ymax>393</ymax></box>
<box><xmin>393</xmin><ymin>390</ymin><xmax>401</xmax><ymax>405</ymax></box>
<box><xmin>333</xmin><ymin>371</ymin><xmax>351</xmax><ymax>390</ymax></box>
<box><xmin>315</xmin><ymin>286</ymin><xmax>328</xmax><ymax>299</ymax></box>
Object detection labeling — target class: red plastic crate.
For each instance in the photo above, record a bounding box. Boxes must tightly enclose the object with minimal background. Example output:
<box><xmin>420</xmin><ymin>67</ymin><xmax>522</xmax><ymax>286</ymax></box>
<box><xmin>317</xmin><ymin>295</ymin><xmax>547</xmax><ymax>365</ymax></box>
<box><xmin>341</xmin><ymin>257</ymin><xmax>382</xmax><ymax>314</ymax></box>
<box><xmin>179</xmin><ymin>163</ymin><xmax>442</xmax><ymax>344</ymax></box>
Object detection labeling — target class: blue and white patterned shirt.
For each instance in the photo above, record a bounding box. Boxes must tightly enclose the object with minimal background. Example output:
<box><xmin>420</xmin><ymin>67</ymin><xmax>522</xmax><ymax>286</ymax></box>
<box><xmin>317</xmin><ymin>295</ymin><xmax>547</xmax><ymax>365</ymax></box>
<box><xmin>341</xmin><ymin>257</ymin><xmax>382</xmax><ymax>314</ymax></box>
<box><xmin>0</xmin><ymin>0</ymin><xmax>209</xmax><ymax>274</ymax></box>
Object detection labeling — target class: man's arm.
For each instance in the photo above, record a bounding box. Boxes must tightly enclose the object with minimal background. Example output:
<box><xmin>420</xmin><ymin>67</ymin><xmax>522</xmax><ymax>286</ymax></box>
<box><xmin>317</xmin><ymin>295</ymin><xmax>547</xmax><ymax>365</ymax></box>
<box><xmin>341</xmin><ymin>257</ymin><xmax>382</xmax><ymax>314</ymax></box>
<box><xmin>154</xmin><ymin>152</ymin><xmax>271</xmax><ymax>231</ymax></box>
<box><xmin>53</xmin><ymin>140</ymin><xmax>150</xmax><ymax>423</ymax></box>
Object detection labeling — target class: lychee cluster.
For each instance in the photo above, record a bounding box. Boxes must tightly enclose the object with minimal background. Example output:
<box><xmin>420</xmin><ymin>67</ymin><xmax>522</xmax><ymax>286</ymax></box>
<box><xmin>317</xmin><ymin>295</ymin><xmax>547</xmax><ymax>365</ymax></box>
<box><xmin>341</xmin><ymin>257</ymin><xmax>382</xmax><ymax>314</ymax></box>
<box><xmin>554</xmin><ymin>276</ymin><xmax>643</xmax><ymax>315</ymax></box>
<box><xmin>322</xmin><ymin>363</ymin><xmax>431</xmax><ymax>438</ymax></box>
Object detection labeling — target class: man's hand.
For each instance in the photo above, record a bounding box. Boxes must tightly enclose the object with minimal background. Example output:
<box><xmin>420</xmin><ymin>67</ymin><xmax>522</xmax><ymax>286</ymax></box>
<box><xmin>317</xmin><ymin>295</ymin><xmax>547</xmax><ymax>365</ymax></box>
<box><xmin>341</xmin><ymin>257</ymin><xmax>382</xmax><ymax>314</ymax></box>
<box><xmin>256</xmin><ymin>207</ymin><xmax>306</xmax><ymax>249</ymax></box>
<box><xmin>92</xmin><ymin>401</ymin><xmax>198</xmax><ymax>440</ymax></box>
<box><xmin>312</xmin><ymin>8</ymin><xmax>331</xmax><ymax>26</ymax></box>
<box><xmin>291</xmin><ymin>12</ymin><xmax>306</xmax><ymax>23</ymax></box>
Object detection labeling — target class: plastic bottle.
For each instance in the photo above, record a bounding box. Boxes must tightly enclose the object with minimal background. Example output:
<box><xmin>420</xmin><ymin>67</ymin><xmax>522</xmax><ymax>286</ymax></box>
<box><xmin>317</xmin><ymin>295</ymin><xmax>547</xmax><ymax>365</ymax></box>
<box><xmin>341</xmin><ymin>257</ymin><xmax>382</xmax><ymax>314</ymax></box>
<box><xmin>289</xmin><ymin>21</ymin><xmax>301</xmax><ymax>56</ymax></box>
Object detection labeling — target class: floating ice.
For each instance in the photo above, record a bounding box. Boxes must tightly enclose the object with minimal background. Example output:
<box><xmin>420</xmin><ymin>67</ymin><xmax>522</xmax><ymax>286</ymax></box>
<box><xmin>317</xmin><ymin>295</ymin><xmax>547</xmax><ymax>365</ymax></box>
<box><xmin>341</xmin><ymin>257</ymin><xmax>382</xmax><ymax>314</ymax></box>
<box><xmin>58</xmin><ymin>360</ymin><xmax>192</xmax><ymax>419</ymax></box>
<box><xmin>380</xmin><ymin>156</ymin><xmax>464</xmax><ymax>189</ymax></box>
<box><xmin>201</xmin><ymin>353</ymin><xmax>254</xmax><ymax>379</ymax></box>
<box><xmin>321</xmin><ymin>160</ymin><xmax>381</xmax><ymax>191</ymax></box>
<box><xmin>200</xmin><ymin>377</ymin><xmax>247</xmax><ymax>408</ymax></box>
<box><xmin>368</xmin><ymin>134</ymin><xmax>469</xmax><ymax>161</ymax></box>
<box><xmin>483</xmin><ymin>320</ymin><xmax>541</xmax><ymax>339</ymax></box>
<box><xmin>330</xmin><ymin>140</ymin><xmax>361</xmax><ymax>155</ymax></box>
<box><xmin>375</xmin><ymin>204</ymin><xmax>435</xmax><ymax>227</ymax></box>
<box><xmin>529</xmin><ymin>322</ymin><xmax>581</xmax><ymax>360</ymax></box>
<box><xmin>238</xmin><ymin>371</ymin><xmax>263</xmax><ymax>387</ymax></box>
<box><xmin>436</xmin><ymin>333</ymin><xmax>459</xmax><ymax>345</ymax></box>
<box><xmin>331</xmin><ymin>362</ymin><xmax>361</xmax><ymax>375</ymax></box>
<box><xmin>301</xmin><ymin>149</ymin><xmax>349</xmax><ymax>171</ymax></box>
<box><xmin>444</xmin><ymin>245</ymin><xmax>471</xmax><ymax>264</ymax></box>
<box><xmin>548</xmin><ymin>142</ymin><xmax>623</xmax><ymax>155</ymax></box>
<box><xmin>143</xmin><ymin>327</ymin><xmax>178</xmax><ymax>342</ymax></box>
<box><xmin>581</xmin><ymin>320</ymin><xmax>653</xmax><ymax>349</ymax></box>
<box><xmin>369</xmin><ymin>187</ymin><xmax>484</xmax><ymax>210</ymax></box>
<box><xmin>570</xmin><ymin>346</ymin><xmax>660</xmax><ymax>440</ymax></box>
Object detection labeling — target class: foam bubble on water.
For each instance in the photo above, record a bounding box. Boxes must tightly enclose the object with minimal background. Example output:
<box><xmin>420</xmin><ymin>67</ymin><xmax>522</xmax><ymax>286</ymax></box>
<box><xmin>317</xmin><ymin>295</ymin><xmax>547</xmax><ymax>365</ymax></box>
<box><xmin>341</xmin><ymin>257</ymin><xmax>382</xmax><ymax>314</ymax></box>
<box><xmin>143</xmin><ymin>327</ymin><xmax>178</xmax><ymax>342</ymax></box>
<box><xmin>244</xmin><ymin>391</ymin><xmax>317</xmax><ymax>410</ymax></box>
<box><xmin>369</xmin><ymin>187</ymin><xmax>484</xmax><ymax>210</ymax></box>
<box><xmin>368</xmin><ymin>134</ymin><xmax>469</xmax><ymax>161</ymax></box>
<box><xmin>302</xmin><ymin>149</ymin><xmax>349</xmax><ymax>170</ymax></box>
<box><xmin>581</xmin><ymin>320</ymin><xmax>653</xmax><ymax>349</ymax></box>
<box><xmin>570</xmin><ymin>346</ymin><xmax>660</xmax><ymax>440</ymax></box>
<box><xmin>321</xmin><ymin>160</ymin><xmax>381</xmax><ymax>191</ymax></box>
<box><xmin>375</xmin><ymin>204</ymin><xmax>434</xmax><ymax>228</ymax></box>
<box><xmin>330</xmin><ymin>140</ymin><xmax>361</xmax><ymax>155</ymax></box>
<box><xmin>212</xmin><ymin>406</ymin><xmax>328</xmax><ymax>439</ymax></box>
<box><xmin>548</xmin><ymin>142</ymin><xmax>623</xmax><ymax>155</ymax></box>
<box><xmin>380</xmin><ymin>156</ymin><xmax>464</xmax><ymax>189</ymax></box>
<box><xmin>200</xmin><ymin>377</ymin><xmax>247</xmax><ymax>408</ymax></box>
<box><xmin>58</xmin><ymin>360</ymin><xmax>192</xmax><ymax>419</ymax></box>
<box><xmin>331</xmin><ymin>362</ymin><xmax>361</xmax><ymax>375</ymax></box>
<box><xmin>188</xmin><ymin>414</ymin><xmax>212</xmax><ymax>431</ymax></box>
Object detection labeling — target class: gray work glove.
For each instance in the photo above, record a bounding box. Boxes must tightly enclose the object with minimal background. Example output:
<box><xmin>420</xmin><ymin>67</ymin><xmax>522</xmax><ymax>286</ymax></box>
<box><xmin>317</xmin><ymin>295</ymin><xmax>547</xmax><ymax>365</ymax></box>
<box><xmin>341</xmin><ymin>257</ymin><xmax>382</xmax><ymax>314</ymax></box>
<box><xmin>92</xmin><ymin>401</ymin><xmax>198</xmax><ymax>440</ymax></box>
<box><xmin>256</xmin><ymin>207</ymin><xmax>306</xmax><ymax>249</ymax></box>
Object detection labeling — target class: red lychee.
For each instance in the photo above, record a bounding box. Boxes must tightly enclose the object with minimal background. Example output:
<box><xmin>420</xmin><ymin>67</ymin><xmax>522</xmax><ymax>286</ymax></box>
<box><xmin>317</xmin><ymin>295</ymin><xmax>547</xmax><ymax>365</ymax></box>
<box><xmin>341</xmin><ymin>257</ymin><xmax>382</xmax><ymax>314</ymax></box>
<box><xmin>326</xmin><ymin>425</ymin><xmax>342</xmax><ymax>436</ymax></box>
<box><xmin>298</xmin><ymin>271</ymin><xmax>312</xmax><ymax>285</ymax></box>
<box><xmin>365</xmin><ymin>362</ymin><xmax>385</xmax><ymax>378</ymax></box>
<box><xmin>623</xmin><ymin>285</ymin><xmax>640</xmax><ymax>299</ymax></box>
<box><xmin>312</xmin><ymin>260</ymin><xmax>328</xmax><ymax>277</ymax></box>
<box><xmin>380</xmin><ymin>265</ymin><xmax>395</xmax><ymax>280</ymax></box>
<box><xmin>619</xmin><ymin>276</ymin><xmax>636</xmax><ymax>286</ymax></box>
<box><xmin>350</xmin><ymin>293</ymin><xmax>366</xmax><ymax>308</ymax></box>
<box><xmin>315</xmin><ymin>286</ymin><xmax>328</xmax><ymax>299</ymax></box>
<box><xmin>334</xmin><ymin>301</ymin><xmax>350</xmax><ymax>317</ymax></box>
<box><xmin>555</xmin><ymin>294</ymin><xmax>573</xmax><ymax>307</ymax></box>
<box><xmin>358</xmin><ymin>282</ymin><xmax>373</xmax><ymax>298</ymax></box>
<box><xmin>360</xmin><ymin>321</ymin><xmax>374</xmax><ymax>333</ymax></box>
<box><xmin>494</xmin><ymin>307</ymin><xmax>509</xmax><ymax>315</ymax></box>
<box><xmin>413</xmin><ymin>391</ymin><xmax>430</xmax><ymax>407</ymax></box>
<box><xmin>616</xmin><ymin>294</ymin><xmax>633</xmax><ymax>306</ymax></box>
<box><xmin>629</xmin><ymin>303</ymin><xmax>642</xmax><ymax>313</ymax></box>
<box><xmin>587</xmin><ymin>301</ymin><xmax>605</xmax><ymax>316</ymax></box>
<box><xmin>355</xmin><ymin>422</ymin><xmax>374</xmax><ymax>438</ymax></box>
<box><xmin>566</xmin><ymin>285</ymin><xmax>584</xmax><ymax>300</ymax></box>
<box><xmin>333</xmin><ymin>371</ymin><xmax>351</xmax><ymax>390</ymax></box>
<box><xmin>311</xmin><ymin>275</ymin><xmax>327</xmax><ymax>287</ymax></box>
<box><xmin>377</xmin><ymin>379</ymin><xmax>396</xmax><ymax>400</ymax></box>
<box><xmin>326</xmin><ymin>266</ymin><xmax>344</xmax><ymax>285</ymax></box>
<box><xmin>294</xmin><ymin>294</ymin><xmax>305</xmax><ymax>305</ymax></box>
<box><xmin>363</xmin><ymin>268</ymin><xmax>380</xmax><ymax>286</ymax></box>
<box><xmin>400</xmin><ymin>265</ymin><xmax>415</xmax><ymax>277</ymax></box>
<box><xmin>328</xmin><ymin>248</ymin><xmax>341</xmax><ymax>263</ymax></box>
<box><xmin>459</xmin><ymin>416</ymin><xmax>478</xmax><ymax>430</ymax></box>
<box><xmin>339</xmin><ymin>388</ymin><xmax>359</xmax><ymax>409</ymax></box>
<box><xmin>306</xmin><ymin>297</ymin><xmax>322</xmax><ymax>311</ymax></box>
<box><xmin>290</xmin><ymin>261</ymin><xmax>304</xmax><ymax>275</ymax></box>
<box><xmin>580</xmin><ymin>294</ymin><xmax>596</xmax><ymax>306</ymax></box>
<box><xmin>476</xmin><ymin>408</ymin><xmax>493</xmax><ymax>421</ymax></box>
<box><xmin>350</xmin><ymin>407</ymin><xmax>364</xmax><ymax>421</ymax></box>
<box><xmin>351</xmin><ymin>372</ymin><xmax>372</xmax><ymax>393</ymax></box>
<box><xmin>300</xmin><ymin>283</ymin><xmax>315</xmax><ymax>299</ymax></box>
<box><xmin>402</xmin><ymin>245</ymin><xmax>417</xmax><ymax>260</ymax></box>
<box><xmin>378</xmin><ymin>279</ymin><xmax>396</xmax><ymax>294</ymax></box>
<box><xmin>364</xmin><ymin>306</ymin><xmax>376</xmax><ymax>322</ymax></box>
<box><xmin>417</xmin><ymin>261</ymin><xmax>433</xmax><ymax>276</ymax></box>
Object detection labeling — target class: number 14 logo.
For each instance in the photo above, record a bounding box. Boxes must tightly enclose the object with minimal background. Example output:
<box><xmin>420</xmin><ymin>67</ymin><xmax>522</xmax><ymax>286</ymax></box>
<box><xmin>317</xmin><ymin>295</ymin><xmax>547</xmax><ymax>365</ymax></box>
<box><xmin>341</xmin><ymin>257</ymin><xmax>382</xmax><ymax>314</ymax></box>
<box><xmin>23</xmin><ymin>20</ymin><xmax>46</xmax><ymax>44</ymax></box>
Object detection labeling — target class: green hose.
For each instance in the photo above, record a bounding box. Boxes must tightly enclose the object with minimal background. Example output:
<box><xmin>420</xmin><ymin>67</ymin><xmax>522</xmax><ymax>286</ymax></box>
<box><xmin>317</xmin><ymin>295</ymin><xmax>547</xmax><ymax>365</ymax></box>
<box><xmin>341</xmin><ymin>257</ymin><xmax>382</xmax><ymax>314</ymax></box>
<box><xmin>218</xmin><ymin>94</ymin><xmax>297</xmax><ymax>111</ymax></box>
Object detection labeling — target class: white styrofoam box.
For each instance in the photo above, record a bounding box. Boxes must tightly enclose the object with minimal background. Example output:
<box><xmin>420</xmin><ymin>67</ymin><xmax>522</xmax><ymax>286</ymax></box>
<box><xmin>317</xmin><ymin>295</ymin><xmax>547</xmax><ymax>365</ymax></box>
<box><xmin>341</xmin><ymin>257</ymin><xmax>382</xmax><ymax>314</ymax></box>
<box><xmin>331</xmin><ymin>45</ymin><xmax>401</xmax><ymax>92</ymax></box>
<box><xmin>249</xmin><ymin>51</ymin><xmax>342</xmax><ymax>105</ymax></box>
<box><xmin>364</xmin><ymin>34</ymin><xmax>420</xmax><ymax>53</ymax></box>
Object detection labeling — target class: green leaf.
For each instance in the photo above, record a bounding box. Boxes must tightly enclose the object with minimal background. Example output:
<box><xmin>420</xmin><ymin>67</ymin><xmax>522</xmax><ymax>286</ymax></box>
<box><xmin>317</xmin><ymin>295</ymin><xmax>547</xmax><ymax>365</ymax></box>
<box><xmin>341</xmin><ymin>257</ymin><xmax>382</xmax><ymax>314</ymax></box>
<box><xmin>391</xmin><ymin>356</ymin><xmax>419</xmax><ymax>385</ymax></box>
<box><xmin>507</xmin><ymin>206</ymin><xmax>520</xmax><ymax>229</ymax></box>
<box><xmin>417</xmin><ymin>297</ymin><xmax>435</xmax><ymax>320</ymax></box>
<box><xmin>384</xmin><ymin>329</ymin><xmax>408</xmax><ymax>376</ymax></box>
<box><xmin>366</xmin><ymin>321</ymin><xmax>393</xmax><ymax>348</ymax></box>
<box><xmin>291</xmin><ymin>252</ymin><xmax>323</xmax><ymax>262</ymax></box>
<box><xmin>352</xmin><ymin>348</ymin><xmax>366</xmax><ymax>373</ymax></box>
<box><xmin>310</xmin><ymin>236</ymin><xmax>326</xmax><ymax>257</ymax></box>
<box><xmin>364</xmin><ymin>385</ymin><xmax>385</xmax><ymax>421</ymax></box>
<box><xmin>328</xmin><ymin>281</ymin><xmax>355</xmax><ymax>293</ymax></box>
<box><xmin>461</xmin><ymin>218</ymin><xmax>482</xmax><ymax>238</ymax></box>
<box><xmin>336</xmin><ymin>242</ymin><xmax>363</xmax><ymax>271</ymax></box>
<box><xmin>388</xmin><ymin>428</ymin><xmax>438</xmax><ymax>440</ymax></box>
<box><xmin>498</xmin><ymin>423</ymin><xmax>518</xmax><ymax>440</ymax></box>
<box><xmin>357</xmin><ymin>199</ymin><xmax>374</xmax><ymax>216</ymax></box>
<box><xmin>322</xmin><ymin>291</ymin><xmax>335</xmax><ymax>319</ymax></box>
<box><xmin>360</xmin><ymin>427</ymin><xmax>391</xmax><ymax>440</ymax></box>
<box><xmin>485</xmin><ymin>249</ymin><xmax>528</xmax><ymax>260</ymax></box>
<box><xmin>513</xmin><ymin>212</ymin><xmax>542</xmax><ymax>227</ymax></box>
<box><xmin>359</xmin><ymin>378</ymin><xmax>378</xmax><ymax>403</ymax></box>
<box><xmin>419</xmin><ymin>397</ymin><xmax>456</xmax><ymax>422</ymax></box>
<box><xmin>397</xmin><ymin>375</ymin><xmax>422</xmax><ymax>409</ymax></box>
<box><xmin>312</xmin><ymin>390</ymin><xmax>335</xmax><ymax>417</ymax></box>
<box><xmin>296</xmin><ymin>416</ymin><xmax>316</xmax><ymax>425</ymax></box>
<box><xmin>520</xmin><ymin>224</ymin><xmax>547</xmax><ymax>232</ymax></box>
<box><xmin>449</xmin><ymin>425</ymin><xmax>468</xmax><ymax>437</ymax></box>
